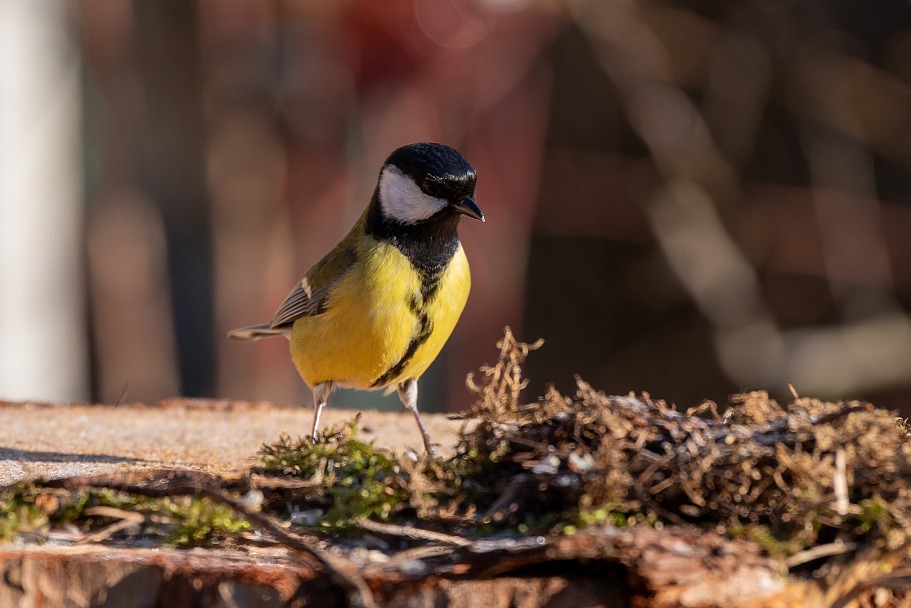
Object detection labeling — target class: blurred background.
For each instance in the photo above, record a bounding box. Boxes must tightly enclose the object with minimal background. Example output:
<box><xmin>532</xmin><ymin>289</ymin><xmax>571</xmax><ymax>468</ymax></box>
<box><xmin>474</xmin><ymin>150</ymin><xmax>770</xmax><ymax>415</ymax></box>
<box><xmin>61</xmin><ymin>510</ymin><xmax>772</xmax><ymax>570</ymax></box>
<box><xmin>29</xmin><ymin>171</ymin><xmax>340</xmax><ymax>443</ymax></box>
<box><xmin>2</xmin><ymin>0</ymin><xmax>910</xmax><ymax>414</ymax></box>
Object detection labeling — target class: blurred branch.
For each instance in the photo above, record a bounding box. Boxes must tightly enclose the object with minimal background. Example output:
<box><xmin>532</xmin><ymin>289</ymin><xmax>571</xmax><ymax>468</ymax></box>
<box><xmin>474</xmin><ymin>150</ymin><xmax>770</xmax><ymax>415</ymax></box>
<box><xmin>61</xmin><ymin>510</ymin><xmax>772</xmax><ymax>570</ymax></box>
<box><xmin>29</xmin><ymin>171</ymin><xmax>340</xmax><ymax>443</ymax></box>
<box><xmin>790</xmin><ymin>48</ymin><xmax>911</xmax><ymax>171</ymax></box>
<box><xmin>799</xmin><ymin>99</ymin><xmax>894</xmax><ymax>315</ymax></box>
<box><xmin>567</xmin><ymin>0</ymin><xmax>911</xmax><ymax>397</ymax></box>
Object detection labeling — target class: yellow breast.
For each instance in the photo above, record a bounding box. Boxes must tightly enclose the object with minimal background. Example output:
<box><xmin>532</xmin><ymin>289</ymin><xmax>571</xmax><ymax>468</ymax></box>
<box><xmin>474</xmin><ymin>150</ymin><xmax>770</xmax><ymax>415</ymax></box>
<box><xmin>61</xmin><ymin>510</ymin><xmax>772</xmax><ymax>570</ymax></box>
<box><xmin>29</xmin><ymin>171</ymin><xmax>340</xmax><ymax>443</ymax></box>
<box><xmin>289</xmin><ymin>238</ymin><xmax>471</xmax><ymax>390</ymax></box>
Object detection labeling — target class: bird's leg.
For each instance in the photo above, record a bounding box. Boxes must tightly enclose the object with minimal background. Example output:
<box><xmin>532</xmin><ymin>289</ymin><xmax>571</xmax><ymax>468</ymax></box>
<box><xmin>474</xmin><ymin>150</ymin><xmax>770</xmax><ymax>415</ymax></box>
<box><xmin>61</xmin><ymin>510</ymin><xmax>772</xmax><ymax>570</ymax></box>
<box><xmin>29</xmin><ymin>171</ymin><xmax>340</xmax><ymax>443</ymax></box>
<box><xmin>397</xmin><ymin>378</ymin><xmax>437</xmax><ymax>457</ymax></box>
<box><xmin>310</xmin><ymin>382</ymin><xmax>334</xmax><ymax>439</ymax></box>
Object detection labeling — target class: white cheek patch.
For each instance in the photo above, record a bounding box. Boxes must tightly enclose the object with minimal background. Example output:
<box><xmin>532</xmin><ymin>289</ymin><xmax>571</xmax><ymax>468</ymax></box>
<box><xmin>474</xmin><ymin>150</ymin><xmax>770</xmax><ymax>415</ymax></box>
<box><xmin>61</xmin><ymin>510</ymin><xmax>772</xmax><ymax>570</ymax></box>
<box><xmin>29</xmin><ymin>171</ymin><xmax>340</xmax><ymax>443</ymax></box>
<box><xmin>379</xmin><ymin>166</ymin><xmax>448</xmax><ymax>224</ymax></box>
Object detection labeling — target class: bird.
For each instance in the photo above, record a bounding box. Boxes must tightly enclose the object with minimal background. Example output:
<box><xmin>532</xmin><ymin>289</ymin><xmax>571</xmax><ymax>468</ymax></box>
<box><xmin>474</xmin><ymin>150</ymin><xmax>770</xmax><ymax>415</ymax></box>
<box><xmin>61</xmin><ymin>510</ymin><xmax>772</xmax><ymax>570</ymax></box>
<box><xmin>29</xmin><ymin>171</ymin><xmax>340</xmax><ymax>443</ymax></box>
<box><xmin>228</xmin><ymin>142</ymin><xmax>484</xmax><ymax>455</ymax></box>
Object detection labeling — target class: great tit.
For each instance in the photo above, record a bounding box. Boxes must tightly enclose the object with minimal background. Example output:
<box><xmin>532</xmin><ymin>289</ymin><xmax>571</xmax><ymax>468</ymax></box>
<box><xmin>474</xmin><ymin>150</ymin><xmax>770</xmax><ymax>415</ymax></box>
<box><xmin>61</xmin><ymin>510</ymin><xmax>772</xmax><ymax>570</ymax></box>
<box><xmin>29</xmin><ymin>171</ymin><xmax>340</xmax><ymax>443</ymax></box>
<box><xmin>228</xmin><ymin>142</ymin><xmax>484</xmax><ymax>455</ymax></box>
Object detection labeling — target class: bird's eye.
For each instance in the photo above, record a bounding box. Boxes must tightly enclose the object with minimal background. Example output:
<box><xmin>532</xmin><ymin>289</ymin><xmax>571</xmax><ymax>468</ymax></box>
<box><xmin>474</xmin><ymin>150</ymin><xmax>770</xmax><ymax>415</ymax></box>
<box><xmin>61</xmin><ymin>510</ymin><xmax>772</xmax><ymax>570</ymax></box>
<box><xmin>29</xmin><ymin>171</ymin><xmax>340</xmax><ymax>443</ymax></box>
<box><xmin>422</xmin><ymin>180</ymin><xmax>441</xmax><ymax>197</ymax></box>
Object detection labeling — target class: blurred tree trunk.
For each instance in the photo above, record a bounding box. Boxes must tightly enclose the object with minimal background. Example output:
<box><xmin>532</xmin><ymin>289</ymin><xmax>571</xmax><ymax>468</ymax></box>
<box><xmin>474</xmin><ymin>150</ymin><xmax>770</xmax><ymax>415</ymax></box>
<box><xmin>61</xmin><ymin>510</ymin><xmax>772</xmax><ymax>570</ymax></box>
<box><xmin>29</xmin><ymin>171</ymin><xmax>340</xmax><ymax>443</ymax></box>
<box><xmin>131</xmin><ymin>1</ymin><xmax>213</xmax><ymax>398</ymax></box>
<box><xmin>0</xmin><ymin>1</ymin><xmax>88</xmax><ymax>401</ymax></box>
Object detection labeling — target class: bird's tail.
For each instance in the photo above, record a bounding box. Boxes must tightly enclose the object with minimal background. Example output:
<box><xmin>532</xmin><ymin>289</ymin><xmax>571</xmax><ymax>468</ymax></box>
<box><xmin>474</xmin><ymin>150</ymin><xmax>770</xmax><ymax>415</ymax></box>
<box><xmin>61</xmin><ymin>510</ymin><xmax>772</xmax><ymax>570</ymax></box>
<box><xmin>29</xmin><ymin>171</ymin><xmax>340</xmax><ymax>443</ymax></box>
<box><xmin>227</xmin><ymin>323</ymin><xmax>289</xmax><ymax>341</ymax></box>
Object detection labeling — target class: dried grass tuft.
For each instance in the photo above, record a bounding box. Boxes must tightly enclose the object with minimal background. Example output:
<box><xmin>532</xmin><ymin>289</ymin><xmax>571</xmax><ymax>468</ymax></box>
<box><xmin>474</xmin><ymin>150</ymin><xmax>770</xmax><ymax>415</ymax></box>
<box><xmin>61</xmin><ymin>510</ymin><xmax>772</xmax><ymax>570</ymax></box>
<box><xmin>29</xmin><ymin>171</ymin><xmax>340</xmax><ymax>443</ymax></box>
<box><xmin>450</xmin><ymin>328</ymin><xmax>911</xmax><ymax>558</ymax></box>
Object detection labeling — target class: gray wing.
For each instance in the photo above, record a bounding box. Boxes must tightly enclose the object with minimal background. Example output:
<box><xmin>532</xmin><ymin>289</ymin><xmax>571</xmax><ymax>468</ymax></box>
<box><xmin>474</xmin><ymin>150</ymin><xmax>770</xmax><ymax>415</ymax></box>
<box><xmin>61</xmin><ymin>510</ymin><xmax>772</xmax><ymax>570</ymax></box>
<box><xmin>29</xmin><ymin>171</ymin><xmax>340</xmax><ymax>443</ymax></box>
<box><xmin>269</xmin><ymin>279</ymin><xmax>331</xmax><ymax>327</ymax></box>
<box><xmin>269</xmin><ymin>241</ymin><xmax>357</xmax><ymax>329</ymax></box>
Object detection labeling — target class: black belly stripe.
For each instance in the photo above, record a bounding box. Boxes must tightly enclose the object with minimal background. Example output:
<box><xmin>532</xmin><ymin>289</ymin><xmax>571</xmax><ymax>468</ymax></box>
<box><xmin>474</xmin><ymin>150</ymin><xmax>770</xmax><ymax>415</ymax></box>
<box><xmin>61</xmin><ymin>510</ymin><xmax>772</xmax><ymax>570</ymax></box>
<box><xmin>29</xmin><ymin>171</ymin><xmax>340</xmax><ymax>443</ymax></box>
<box><xmin>371</xmin><ymin>271</ymin><xmax>442</xmax><ymax>388</ymax></box>
<box><xmin>372</xmin><ymin>312</ymin><xmax>434</xmax><ymax>388</ymax></box>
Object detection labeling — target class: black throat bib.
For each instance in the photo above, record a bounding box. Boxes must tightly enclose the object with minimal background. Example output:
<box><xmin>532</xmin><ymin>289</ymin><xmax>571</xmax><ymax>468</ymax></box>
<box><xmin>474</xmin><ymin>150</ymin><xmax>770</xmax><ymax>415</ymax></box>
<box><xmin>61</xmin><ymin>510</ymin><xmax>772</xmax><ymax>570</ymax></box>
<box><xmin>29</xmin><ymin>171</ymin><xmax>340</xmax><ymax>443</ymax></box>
<box><xmin>365</xmin><ymin>192</ymin><xmax>462</xmax><ymax>298</ymax></box>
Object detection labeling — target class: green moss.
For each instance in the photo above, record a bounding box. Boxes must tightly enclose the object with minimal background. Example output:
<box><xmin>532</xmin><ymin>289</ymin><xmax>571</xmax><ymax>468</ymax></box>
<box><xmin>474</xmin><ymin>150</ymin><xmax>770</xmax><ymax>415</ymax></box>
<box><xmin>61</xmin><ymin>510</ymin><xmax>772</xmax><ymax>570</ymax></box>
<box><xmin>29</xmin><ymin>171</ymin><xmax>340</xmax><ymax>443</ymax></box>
<box><xmin>728</xmin><ymin>523</ymin><xmax>810</xmax><ymax>557</ymax></box>
<box><xmin>576</xmin><ymin>506</ymin><xmax>630</xmax><ymax>529</ymax></box>
<box><xmin>0</xmin><ymin>483</ymin><xmax>250</xmax><ymax>548</ymax></box>
<box><xmin>858</xmin><ymin>496</ymin><xmax>892</xmax><ymax>534</ymax></box>
<box><xmin>166</xmin><ymin>497</ymin><xmax>251</xmax><ymax>548</ymax></box>
<box><xmin>259</xmin><ymin>419</ymin><xmax>409</xmax><ymax>530</ymax></box>
<box><xmin>0</xmin><ymin>484</ymin><xmax>49</xmax><ymax>541</ymax></box>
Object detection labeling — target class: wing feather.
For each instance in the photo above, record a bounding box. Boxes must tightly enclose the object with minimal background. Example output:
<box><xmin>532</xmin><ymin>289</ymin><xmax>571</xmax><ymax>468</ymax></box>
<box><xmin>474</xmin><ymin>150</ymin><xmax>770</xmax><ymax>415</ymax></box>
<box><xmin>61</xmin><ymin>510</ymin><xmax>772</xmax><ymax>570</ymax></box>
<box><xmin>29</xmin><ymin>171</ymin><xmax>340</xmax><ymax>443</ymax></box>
<box><xmin>269</xmin><ymin>234</ymin><xmax>357</xmax><ymax>329</ymax></box>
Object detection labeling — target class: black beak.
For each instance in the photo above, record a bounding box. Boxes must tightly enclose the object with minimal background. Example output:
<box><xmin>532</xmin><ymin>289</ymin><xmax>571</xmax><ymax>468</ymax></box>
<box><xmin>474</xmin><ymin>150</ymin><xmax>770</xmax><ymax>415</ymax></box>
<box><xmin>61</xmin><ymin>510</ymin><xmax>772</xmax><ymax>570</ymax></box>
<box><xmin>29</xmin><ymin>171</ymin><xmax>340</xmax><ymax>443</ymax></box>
<box><xmin>451</xmin><ymin>197</ymin><xmax>485</xmax><ymax>222</ymax></box>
